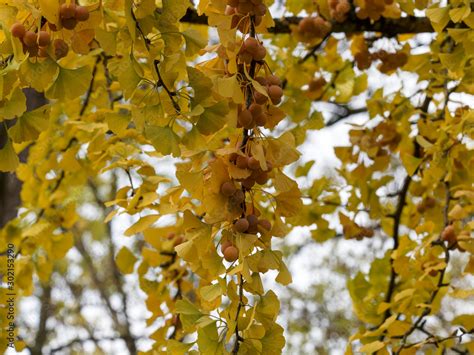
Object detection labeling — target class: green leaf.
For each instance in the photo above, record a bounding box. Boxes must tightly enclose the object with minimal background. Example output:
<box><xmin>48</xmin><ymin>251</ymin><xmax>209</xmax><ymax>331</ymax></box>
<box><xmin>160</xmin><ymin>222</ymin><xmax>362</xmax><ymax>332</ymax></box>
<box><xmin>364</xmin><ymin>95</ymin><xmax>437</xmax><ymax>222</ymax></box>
<box><xmin>426</xmin><ymin>7</ymin><xmax>450</xmax><ymax>32</ymax></box>
<box><xmin>199</xmin><ymin>283</ymin><xmax>223</xmax><ymax>302</ymax></box>
<box><xmin>0</xmin><ymin>86</ymin><xmax>26</xmax><ymax>120</ymax></box>
<box><xmin>400</xmin><ymin>152</ymin><xmax>422</xmax><ymax>176</ymax></box>
<box><xmin>0</xmin><ymin>137</ymin><xmax>19</xmax><ymax>172</ymax></box>
<box><xmin>196</xmin><ymin>101</ymin><xmax>230</xmax><ymax>135</ymax></box>
<box><xmin>46</xmin><ymin>66</ymin><xmax>92</xmax><ymax>101</ymax></box>
<box><xmin>182</xmin><ymin>28</ymin><xmax>207</xmax><ymax>56</ymax></box>
<box><xmin>145</xmin><ymin>125</ymin><xmax>181</xmax><ymax>157</ymax></box>
<box><xmin>115</xmin><ymin>55</ymin><xmax>143</xmax><ymax>100</ymax></box>
<box><xmin>105</xmin><ymin>112</ymin><xmax>130</xmax><ymax>135</ymax></box>
<box><xmin>9</xmin><ymin>105</ymin><xmax>50</xmax><ymax>143</ymax></box>
<box><xmin>187</xmin><ymin>67</ymin><xmax>213</xmax><ymax>105</ymax></box>
<box><xmin>20</xmin><ymin>58</ymin><xmax>59</xmax><ymax>92</ymax></box>
<box><xmin>197</xmin><ymin>322</ymin><xmax>223</xmax><ymax>355</ymax></box>
<box><xmin>176</xmin><ymin>298</ymin><xmax>203</xmax><ymax>332</ymax></box>
<box><xmin>260</xmin><ymin>324</ymin><xmax>286</xmax><ymax>354</ymax></box>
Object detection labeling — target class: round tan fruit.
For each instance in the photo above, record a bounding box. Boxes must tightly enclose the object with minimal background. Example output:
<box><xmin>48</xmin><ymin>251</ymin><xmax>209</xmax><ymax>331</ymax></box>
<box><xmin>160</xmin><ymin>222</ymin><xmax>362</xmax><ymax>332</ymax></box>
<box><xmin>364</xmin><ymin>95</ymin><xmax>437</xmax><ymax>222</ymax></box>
<box><xmin>424</xmin><ymin>197</ymin><xmax>436</xmax><ymax>209</ymax></box>
<box><xmin>255</xmin><ymin>76</ymin><xmax>267</xmax><ymax>86</ymax></box>
<box><xmin>221</xmin><ymin>181</ymin><xmax>237</xmax><ymax>197</ymax></box>
<box><xmin>249</xmin><ymin>103</ymin><xmax>263</xmax><ymax>118</ymax></box>
<box><xmin>268</xmin><ymin>85</ymin><xmax>283</xmax><ymax>101</ymax></box>
<box><xmin>241</xmin><ymin>177</ymin><xmax>255</xmax><ymax>189</ymax></box>
<box><xmin>231</xmin><ymin>190</ymin><xmax>245</xmax><ymax>204</ymax></box>
<box><xmin>441</xmin><ymin>225</ymin><xmax>457</xmax><ymax>244</ymax></box>
<box><xmin>38</xmin><ymin>31</ymin><xmax>51</xmax><ymax>47</ymax></box>
<box><xmin>255</xmin><ymin>3</ymin><xmax>266</xmax><ymax>16</ymax></box>
<box><xmin>248</xmin><ymin>157</ymin><xmax>260</xmax><ymax>170</ymax></box>
<box><xmin>308</xmin><ymin>77</ymin><xmax>326</xmax><ymax>91</ymax></box>
<box><xmin>244</xmin><ymin>37</ymin><xmax>259</xmax><ymax>54</ymax></box>
<box><xmin>223</xmin><ymin>245</ymin><xmax>239</xmax><ymax>262</ymax></box>
<box><xmin>238</xmin><ymin>109</ymin><xmax>253</xmax><ymax>128</ymax></box>
<box><xmin>237</xmin><ymin>1</ymin><xmax>253</xmax><ymax>14</ymax></box>
<box><xmin>264</xmin><ymin>161</ymin><xmax>273</xmax><ymax>171</ymax></box>
<box><xmin>75</xmin><ymin>6</ymin><xmax>90</xmax><ymax>22</ymax></box>
<box><xmin>236</xmin><ymin>155</ymin><xmax>249</xmax><ymax>169</ymax></box>
<box><xmin>11</xmin><ymin>23</ymin><xmax>26</xmax><ymax>38</ymax></box>
<box><xmin>221</xmin><ymin>240</ymin><xmax>233</xmax><ymax>253</ymax></box>
<box><xmin>53</xmin><ymin>39</ymin><xmax>69</xmax><ymax>59</ymax></box>
<box><xmin>254</xmin><ymin>90</ymin><xmax>267</xmax><ymax>104</ymax></box>
<box><xmin>253</xmin><ymin>45</ymin><xmax>266</xmax><ymax>61</ymax></box>
<box><xmin>299</xmin><ymin>17</ymin><xmax>315</xmax><ymax>33</ymax></box>
<box><xmin>60</xmin><ymin>3</ymin><xmax>76</xmax><ymax>19</ymax></box>
<box><xmin>234</xmin><ymin>218</ymin><xmax>250</xmax><ymax>233</ymax></box>
<box><xmin>254</xmin><ymin>112</ymin><xmax>267</xmax><ymax>127</ymax></box>
<box><xmin>61</xmin><ymin>17</ymin><xmax>78</xmax><ymax>30</ymax></box>
<box><xmin>255</xmin><ymin>171</ymin><xmax>268</xmax><ymax>185</ymax></box>
<box><xmin>266</xmin><ymin>74</ymin><xmax>281</xmax><ymax>86</ymax></box>
<box><xmin>23</xmin><ymin>31</ymin><xmax>37</xmax><ymax>47</ymax></box>
<box><xmin>247</xmin><ymin>214</ymin><xmax>258</xmax><ymax>228</ymax></box>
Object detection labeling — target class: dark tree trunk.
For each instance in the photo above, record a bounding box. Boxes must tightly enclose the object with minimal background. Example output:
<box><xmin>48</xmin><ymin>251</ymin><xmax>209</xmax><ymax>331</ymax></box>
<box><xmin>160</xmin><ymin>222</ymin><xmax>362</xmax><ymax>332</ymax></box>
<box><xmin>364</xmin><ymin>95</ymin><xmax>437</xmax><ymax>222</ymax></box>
<box><xmin>0</xmin><ymin>89</ymin><xmax>47</xmax><ymax>228</ymax></box>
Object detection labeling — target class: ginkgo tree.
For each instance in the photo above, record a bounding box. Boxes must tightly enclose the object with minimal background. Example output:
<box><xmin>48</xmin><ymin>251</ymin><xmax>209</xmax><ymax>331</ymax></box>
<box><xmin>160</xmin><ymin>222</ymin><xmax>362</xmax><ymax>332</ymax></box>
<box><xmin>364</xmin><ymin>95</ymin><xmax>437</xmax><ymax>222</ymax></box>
<box><xmin>0</xmin><ymin>0</ymin><xmax>473</xmax><ymax>354</ymax></box>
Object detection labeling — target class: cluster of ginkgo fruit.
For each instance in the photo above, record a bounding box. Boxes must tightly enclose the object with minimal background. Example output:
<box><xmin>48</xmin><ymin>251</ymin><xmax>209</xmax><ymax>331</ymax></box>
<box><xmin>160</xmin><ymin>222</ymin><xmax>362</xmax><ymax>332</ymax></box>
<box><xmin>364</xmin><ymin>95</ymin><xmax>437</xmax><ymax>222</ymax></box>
<box><xmin>238</xmin><ymin>37</ymin><xmax>266</xmax><ymax>64</ymax></box>
<box><xmin>374</xmin><ymin>50</ymin><xmax>408</xmax><ymax>73</ymax></box>
<box><xmin>214</xmin><ymin>7</ymin><xmax>282</xmax><ymax>263</ymax></box>
<box><xmin>416</xmin><ymin>196</ymin><xmax>436</xmax><ymax>214</ymax></box>
<box><xmin>328</xmin><ymin>0</ymin><xmax>351</xmax><ymax>23</ymax></box>
<box><xmin>254</xmin><ymin>74</ymin><xmax>283</xmax><ymax>105</ymax></box>
<box><xmin>356</xmin><ymin>0</ymin><xmax>394</xmax><ymax>21</ymax></box>
<box><xmin>53</xmin><ymin>2</ymin><xmax>90</xmax><ymax>30</ymax></box>
<box><xmin>355</xmin><ymin>49</ymin><xmax>407</xmax><ymax>72</ymax></box>
<box><xmin>235</xmin><ymin>75</ymin><xmax>282</xmax><ymax>129</ymax></box>
<box><xmin>10</xmin><ymin>3</ymin><xmax>89</xmax><ymax>59</ymax></box>
<box><xmin>296</xmin><ymin>15</ymin><xmax>332</xmax><ymax>41</ymax></box>
<box><xmin>225</xmin><ymin>0</ymin><xmax>267</xmax><ymax>30</ymax></box>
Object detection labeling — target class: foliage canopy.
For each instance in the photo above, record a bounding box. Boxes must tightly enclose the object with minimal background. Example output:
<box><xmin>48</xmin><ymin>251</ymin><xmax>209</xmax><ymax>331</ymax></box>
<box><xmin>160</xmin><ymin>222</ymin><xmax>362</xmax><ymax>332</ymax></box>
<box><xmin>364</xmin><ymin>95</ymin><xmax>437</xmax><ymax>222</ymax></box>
<box><xmin>0</xmin><ymin>0</ymin><xmax>473</xmax><ymax>353</ymax></box>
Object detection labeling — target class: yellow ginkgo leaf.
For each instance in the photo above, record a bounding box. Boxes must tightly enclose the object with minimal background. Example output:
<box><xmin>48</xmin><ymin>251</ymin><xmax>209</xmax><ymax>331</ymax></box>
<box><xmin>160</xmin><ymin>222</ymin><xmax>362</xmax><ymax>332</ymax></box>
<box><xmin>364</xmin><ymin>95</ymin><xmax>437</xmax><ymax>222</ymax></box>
<box><xmin>115</xmin><ymin>246</ymin><xmax>138</xmax><ymax>274</ymax></box>
<box><xmin>0</xmin><ymin>137</ymin><xmax>19</xmax><ymax>172</ymax></box>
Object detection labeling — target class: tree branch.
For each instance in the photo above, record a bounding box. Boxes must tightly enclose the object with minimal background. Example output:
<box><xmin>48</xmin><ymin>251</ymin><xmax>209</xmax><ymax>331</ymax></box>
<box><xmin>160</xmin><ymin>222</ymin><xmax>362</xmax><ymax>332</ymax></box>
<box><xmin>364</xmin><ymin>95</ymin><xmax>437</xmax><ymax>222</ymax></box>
<box><xmin>30</xmin><ymin>285</ymin><xmax>52</xmax><ymax>355</ymax></box>
<box><xmin>180</xmin><ymin>8</ymin><xmax>440</xmax><ymax>35</ymax></box>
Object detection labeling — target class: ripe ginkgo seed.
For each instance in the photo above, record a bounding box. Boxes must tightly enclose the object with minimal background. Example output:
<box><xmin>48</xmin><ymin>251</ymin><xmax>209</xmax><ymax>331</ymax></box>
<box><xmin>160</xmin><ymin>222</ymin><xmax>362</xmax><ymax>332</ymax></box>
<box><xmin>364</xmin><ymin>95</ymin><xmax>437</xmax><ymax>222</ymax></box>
<box><xmin>11</xmin><ymin>23</ymin><xmax>26</xmax><ymax>38</ymax></box>
<box><xmin>223</xmin><ymin>245</ymin><xmax>239</xmax><ymax>262</ymax></box>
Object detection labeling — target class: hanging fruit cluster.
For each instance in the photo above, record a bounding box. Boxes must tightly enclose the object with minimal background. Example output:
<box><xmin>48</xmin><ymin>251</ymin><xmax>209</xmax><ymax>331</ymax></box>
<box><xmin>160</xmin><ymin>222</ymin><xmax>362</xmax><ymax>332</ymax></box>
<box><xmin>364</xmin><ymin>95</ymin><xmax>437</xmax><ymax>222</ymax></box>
<box><xmin>11</xmin><ymin>23</ymin><xmax>51</xmax><ymax>57</ymax></box>
<box><xmin>226</xmin><ymin>0</ymin><xmax>267</xmax><ymax>30</ymax></box>
<box><xmin>58</xmin><ymin>3</ymin><xmax>90</xmax><ymax>30</ymax></box>
<box><xmin>295</xmin><ymin>15</ymin><xmax>332</xmax><ymax>41</ymax></box>
<box><xmin>354</xmin><ymin>48</ymin><xmax>408</xmax><ymax>72</ymax></box>
<box><xmin>374</xmin><ymin>50</ymin><xmax>408</xmax><ymax>73</ymax></box>
<box><xmin>356</xmin><ymin>0</ymin><xmax>395</xmax><ymax>21</ymax></box>
<box><xmin>238</xmin><ymin>37</ymin><xmax>266</xmax><ymax>63</ymax></box>
<box><xmin>328</xmin><ymin>0</ymin><xmax>351</xmax><ymax>23</ymax></box>
<box><xmin>9</xmin><ymin>2</ymin><xmax>91</xmax><ymax>59</ymax></box>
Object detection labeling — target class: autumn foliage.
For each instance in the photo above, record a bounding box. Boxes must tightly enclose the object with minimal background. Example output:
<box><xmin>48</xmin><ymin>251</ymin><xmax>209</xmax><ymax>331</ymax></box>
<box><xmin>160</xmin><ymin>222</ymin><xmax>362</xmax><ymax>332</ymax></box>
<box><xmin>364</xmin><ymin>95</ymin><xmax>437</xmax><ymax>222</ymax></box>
<box><xmin>0</xmin><ymin>0</ymin><xmax>473</xmax><ymax>354</ymax></box>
